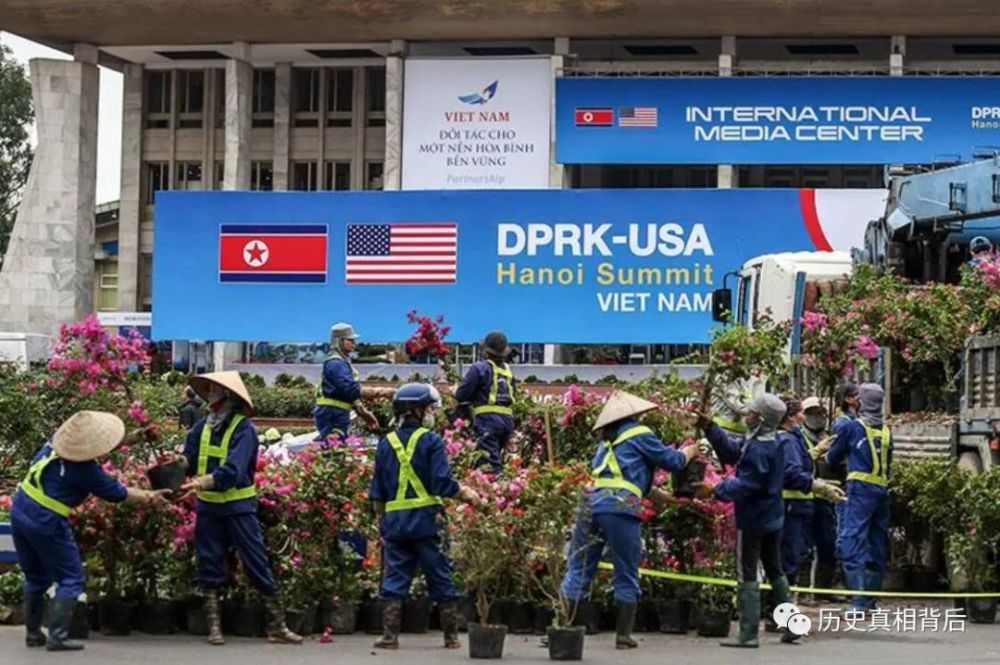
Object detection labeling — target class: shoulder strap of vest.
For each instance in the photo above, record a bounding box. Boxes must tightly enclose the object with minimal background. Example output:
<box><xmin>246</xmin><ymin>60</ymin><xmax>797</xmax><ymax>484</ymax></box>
<box><xmin>612</xmin><ymin>425</ymin><xmax>654</xmax><ymax>447</ymax></box>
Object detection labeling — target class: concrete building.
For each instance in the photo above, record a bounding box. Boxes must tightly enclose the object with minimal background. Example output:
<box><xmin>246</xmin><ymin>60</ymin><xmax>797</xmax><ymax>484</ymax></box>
<box><xmin>3</xmin><ymin>1</ymin><xmax>1000</xmax><ymax>357</ymax></box>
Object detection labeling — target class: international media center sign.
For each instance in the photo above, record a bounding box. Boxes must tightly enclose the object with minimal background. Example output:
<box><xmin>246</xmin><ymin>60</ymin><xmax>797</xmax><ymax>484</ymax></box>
<box><xmin>402</xmin><ymin>57</ymin><xmax>552</xmax><ymax>189</ymax></box>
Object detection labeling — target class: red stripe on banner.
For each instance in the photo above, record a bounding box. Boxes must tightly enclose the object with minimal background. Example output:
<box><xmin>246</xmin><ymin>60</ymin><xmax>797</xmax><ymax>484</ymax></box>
<box><xmin>220</xmin><ymin>234</ymin><xmax>328</xmax><ymax>272</ymax></box>
<box><xmin>798</xmin><ymin>189</ymin><xmax>833</xmax><ymax>252</ymax></box>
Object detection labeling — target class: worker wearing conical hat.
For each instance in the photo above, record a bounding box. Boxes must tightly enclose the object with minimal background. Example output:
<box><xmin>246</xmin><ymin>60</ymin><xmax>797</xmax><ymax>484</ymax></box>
<box><xmin>177</xmin><ymin>371</ymin><xmax>301</xmax><ymax>646</ymax></box>
<box><xmin>11</xmin><ymin>411</ymin><xmax>170</xmax><ymax>651</ymax></box>
<box><xmin>560</xmin><ymin>390</ymin><xmax>701</xmax><ymax>650</ymax></box>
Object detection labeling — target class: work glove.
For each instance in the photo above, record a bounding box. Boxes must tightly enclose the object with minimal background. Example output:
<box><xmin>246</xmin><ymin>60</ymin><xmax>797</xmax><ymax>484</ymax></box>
<box><xmin>697</xmin><ymin>438</ymin><xmax>714</xmax><ymax>457</ymax></box>
<box><xmin>691</xmin><ymin>481</ymin><xmax>717</xmax><ymax>500</ymax></box>
<box><xmin>648</xmin><ymin>487</ymin><xmax>672</xmax><ymax>510</ymax></box>
<box><xmin>457</xmin><ymin>485</ymin><xmax>485</xmax><ymax>507</ymax></box>
<box><xmin>681</xmin><ymin>442</ymin><xmax>702</xmax><ymax>465</ymax></box>
<box><xmin>812</xmin><ymin>478</ymin><xmax>847</xmax><ymax>503</ymax></box>
<box><xmin>810</xmin><ymin>435</ymin><xmax>835</xmax><ymax>460</ymax></box>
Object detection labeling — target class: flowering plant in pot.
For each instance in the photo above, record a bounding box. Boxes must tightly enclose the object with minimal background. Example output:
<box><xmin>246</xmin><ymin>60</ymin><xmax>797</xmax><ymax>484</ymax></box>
<box><xmin>515</xmin><ymin>463</ymin><xmax>593</xmax><ymax>661</ymax></box>
<box><xmin>450</xmin><ymin>467</ymin><xmax>533</xmax><ymax>658</ymax></box>
<box><xmin>405</xmin><ymin>310</ymin><xmax>452</xmax><ymax>370</ymax></box>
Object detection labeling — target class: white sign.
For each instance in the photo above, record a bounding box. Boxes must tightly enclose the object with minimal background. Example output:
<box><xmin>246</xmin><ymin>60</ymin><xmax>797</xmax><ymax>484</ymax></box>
<box><xmin>402</xmin><ymin>58</ymin><xmax>552</xmax><ymax>190</ymax></box>
<box><xmin>97</xmin><ymin>311</ymin><xmax>152</xmax><ymax>327</ymax></box>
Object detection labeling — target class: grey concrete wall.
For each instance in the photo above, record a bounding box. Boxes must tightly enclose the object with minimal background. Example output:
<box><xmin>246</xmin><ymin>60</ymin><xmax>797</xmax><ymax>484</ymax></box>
<box><xmin>117</xmin><ymin>63</ymin><xmax>143</xmax><ymax>311</ymax></box>
<box><xmin>0</xmin><ymin>59</ymin><xmax>99</xmax><ymax>334</ymax></box>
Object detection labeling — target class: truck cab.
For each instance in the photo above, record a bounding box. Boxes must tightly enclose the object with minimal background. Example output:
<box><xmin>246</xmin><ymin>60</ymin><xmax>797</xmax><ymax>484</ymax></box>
<box><xmin>715</xmin><ymin>251</ymin><xmax>853</xmax><ymax>335</ymax></box>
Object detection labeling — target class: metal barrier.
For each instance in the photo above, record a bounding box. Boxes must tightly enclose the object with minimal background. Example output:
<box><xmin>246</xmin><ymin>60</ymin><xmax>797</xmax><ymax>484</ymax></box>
<box><xmin>0</xmin><ymin>522</ymin><xmax>17</xmax><ymax>565</ymax></box>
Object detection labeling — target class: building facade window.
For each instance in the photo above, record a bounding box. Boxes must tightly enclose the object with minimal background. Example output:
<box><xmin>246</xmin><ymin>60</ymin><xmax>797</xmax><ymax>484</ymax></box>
<box><xmin>252</xmin><ymin>68</ymin><xmax>276</xmax><ymax>127</ymax></box>
<box><xmin>145</xmin><ymin>71</ymin><xmax>171</xmax><ymax>128</ymax></box>
<box><xmin>366</xmin><ymin>67</ymin><xmax>386</xmax><ymax>127</ymax></box>
<box><xmin>98</xmin><ymin>269</ymin><xmax>118</xmax><ymax>311</ymax></box>
<box><xmin>292</xmin><ymin>68</ymin><xmax>321</xmax><ymax>127</ymax></box>
<box><xmin>213</xmin><ymin>161</ymin><xmax>225</xmax><ymax>190</ymax></box>
<box><xmin>176</xmin><ymin>162</ymin><xmax>203</xmax><ymax>190</ymax></box>
<box><xmin>139</xmin><ymin>254</ymin><xmax>153</xmax><ymax>311</ymax></box>
<box><xmin>365</xmin><ymin>161</ymin><xmax>384</xmax><ymax>190</ymax></box>
<box><xmin>215</xmin><ymin>69</ymin><xmax>226</xmax><ymax>129</ymax></box>
<box><xmin>177</xmin><ymin>70</ymin><xmax>205</xmax><ymax>128</ymax></box>
<box><xmin>323</xmin><ymin>161</ymin><xmax>351</xmax><ymax>190</ymax></box>
<box><xmin>252</xmin><ymin>161</ymin><xmax>274</xmax><ymax>191</ymax></box>
<box><xmin>325</xmin><ymin>68</ymin><xmax>354</xmax><ymax>127</ymax></box>
<box><xmin>144</xmin><ymin>162</ymin><xmax>170</xmax><ymax>205</ymax></box>
<box><xmin>292</xmin><ymin>161</ymin><xmax>319</xmax><ymax>191</ymax></box>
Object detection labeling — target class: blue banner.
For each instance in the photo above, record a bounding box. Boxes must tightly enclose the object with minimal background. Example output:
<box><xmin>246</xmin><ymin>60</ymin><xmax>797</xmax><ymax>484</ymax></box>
<box><xmin>152</xmin><ymin>189</ymin><xmax>837</xmax><ymax>344</ymax></box>
<box><xmin>556</xmin><ymin>77</ymin><xmax>1000</xmax><ymax>165</ymax></box>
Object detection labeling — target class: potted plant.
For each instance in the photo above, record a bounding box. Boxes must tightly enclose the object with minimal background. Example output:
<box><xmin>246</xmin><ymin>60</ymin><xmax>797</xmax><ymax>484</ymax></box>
<box><xmin>691</xmin><ymin>582</ymin><xmax>733</xmax><ymax>638</ymax></box>
<box><xmin>946</xmin><ymin>532</ymin><xmax>997</xmax><ymax>624</ymax></box>
<box><xmin>516</xmin><ymin>464</ymin><xmax>593</xmax><ymax>661</ymax></box>
<box><xmin>0</xmin><ymin>570</ymin><xmax>25</xmax><ymax>625</ymax></box>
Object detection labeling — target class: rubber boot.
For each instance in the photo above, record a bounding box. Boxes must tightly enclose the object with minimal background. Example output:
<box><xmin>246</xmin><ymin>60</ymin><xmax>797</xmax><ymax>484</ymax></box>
<box><xmin>843</xmin><ymin>568</ymin><xmax>867</xmax><ymax>614</ymax></box>
<box><xmin>762</xmin><ymin>588</ymin><xmax>779</xmax><ymax>633</ymax></box>
<box><xmin>264</xmin><ymin>595</ymin><xmax>303</xmax><ymax>644</ymax></box>
<box><xmin>863</xmin><ymin>570</ymin><xmax>883</xmax><ymax>612</ymax></box>
<box><xmin>721</xmin><ymin>582</ymin><xmax>759</xmax><ymax>648</ymax></box>
<box><xmin>815</xmin><ymin>562</ymin><xmax>839</xmax><ymax>603</ymax></box>
<box><xmin>769</xmin><ymin>576</ymin><xmax>802</xmax><ymax>644</ymax></box>
<box><xmin>45</xmin><ymin>597</ymin><xmax>84</xmax><ymax>652</ymax></box>
<box><xmin>374</xmin><ymin>600</ymin><xmax>402</xmax><ymax>650</ymax></box>
<box><xmin>24</xmin><ymin>593</ymin><xmax>46</xmax><ymax>647</ymax></box>
<box><xmin>615</xmin><ymin>603</ymin><xmax>638</xmax><ymax>650</ymax></box>
<box><xmin>439</xmin><ymin>602</ymin><xmax>462</xmax><ymax>649</ymax></box>
<box><xmin>204</xmin><ymin>590</ymin><xmax>225</xmax><ymax>646</ymax></box>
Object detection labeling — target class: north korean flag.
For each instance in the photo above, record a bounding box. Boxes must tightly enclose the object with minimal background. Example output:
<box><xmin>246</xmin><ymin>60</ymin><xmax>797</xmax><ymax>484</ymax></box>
<box><xmin>219</xmin><ymin>224</ymin><xmax>328</xmax><ymax>283</ymax></box>
<box><xmin>575</xmin><ymin>107</ymin><xmax>614</xmax><ymax>126</ymax></box>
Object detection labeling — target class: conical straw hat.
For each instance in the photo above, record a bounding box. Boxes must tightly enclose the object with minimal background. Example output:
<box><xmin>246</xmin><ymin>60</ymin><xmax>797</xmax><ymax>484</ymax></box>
<box><xmin>51</xmin><ymin>411</ymin><xmax>126</xmax><ymax>462</ymax></box>
<box><xmin>188</xmin><ymin>371</ymin><xmax>255</xmax><ymax>415</ymax></box>
<box><xmin>592</xmin><ymin>390</ymin><xmax>658</xmax><ymax>431</ymax></box>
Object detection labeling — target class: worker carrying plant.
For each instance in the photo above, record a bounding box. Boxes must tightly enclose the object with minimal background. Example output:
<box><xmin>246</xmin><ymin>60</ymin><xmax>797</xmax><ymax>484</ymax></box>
<box><xmin>455</xmin><ymin>331</ymin><xmax>517</xmax><ymax>473</ymax></box>
<box><xmin>314</xmin><ymin>322</ymin><xmax>384</xmax><ymax>440</ymax></box>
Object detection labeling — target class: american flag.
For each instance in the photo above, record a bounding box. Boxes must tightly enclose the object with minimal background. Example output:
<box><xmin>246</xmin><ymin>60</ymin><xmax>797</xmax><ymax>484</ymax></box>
<box><xmin>346</xmin><ymin>223</ymin><xmax>457</xmax><ymax>284</ymax></box>
<box><xmin>618</xmin><ymin>106</ymin><xmax>658</xmax><ymax>128</ymax></box>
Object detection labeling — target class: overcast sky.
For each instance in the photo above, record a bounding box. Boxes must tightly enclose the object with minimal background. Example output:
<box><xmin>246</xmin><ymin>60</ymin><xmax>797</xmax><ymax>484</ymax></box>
<box><xmin>1</xmin><ymin>32</ymin><xmax>123</xmax><ymax>204</ymax></box>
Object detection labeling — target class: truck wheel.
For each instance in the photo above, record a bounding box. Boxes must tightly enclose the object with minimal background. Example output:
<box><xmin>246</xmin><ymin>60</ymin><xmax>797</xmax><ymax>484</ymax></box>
<box><xmin>958</xmin><ymin>451</ymin><xmax>984</xmax><ymax>475</ymax></box>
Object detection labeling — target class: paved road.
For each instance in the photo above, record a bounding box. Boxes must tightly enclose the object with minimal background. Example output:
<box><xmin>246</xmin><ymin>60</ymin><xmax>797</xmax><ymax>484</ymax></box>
<box><xmin>3</xmin><ymin>619</ymin><xmax>999</xmax><ymax>665</ymax></box>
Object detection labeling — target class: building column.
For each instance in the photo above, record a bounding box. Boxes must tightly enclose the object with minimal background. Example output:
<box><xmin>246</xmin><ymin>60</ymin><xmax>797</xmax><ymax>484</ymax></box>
<box><xmin>273</xmin><ymin>63</ymin><xmax>292</xmax><ymax>190</ymax></box>
<box><xmin>117</xmin><ymin>63</ymin><xmax>144</xmax><ymax>312</ymax></box>
<box><xmin>214</xmin><ymin>47</ymin><xmax>253</xmax><ymax>369</ymax></box>
<box><xmin>0</xmin><ymin>54</ymin><xmax>99</xmax><ymax>333</ymax></box>
<box><xmin>890</xmin><ymin>35</ymin><xmax>906</xmax><ymax>77</ymax></box>
<box><xmin>384</xmin><ymin>40</ymin><xmax>407</xmax><ymax>190</ymax></box>
<box><xmin>716</xmin><ymin>36</ymin><xmax>738</xmax><ymax>189</ymax></box>
<box><xmin>223</xmin><ymin>47</ymin><xmax>252</xmax><ymax>189</ymax></box>
<box><xmin>549</xmin><ymin>37</ymin><xmax>569</xmax><ymax>189</ymax></box>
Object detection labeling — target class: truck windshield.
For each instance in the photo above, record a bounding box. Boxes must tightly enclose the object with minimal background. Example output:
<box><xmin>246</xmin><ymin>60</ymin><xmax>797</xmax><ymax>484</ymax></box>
<box><xmin>738</xmin><ymin>275</ymin><xmax>752</xmax><ymax>326</ymax></box>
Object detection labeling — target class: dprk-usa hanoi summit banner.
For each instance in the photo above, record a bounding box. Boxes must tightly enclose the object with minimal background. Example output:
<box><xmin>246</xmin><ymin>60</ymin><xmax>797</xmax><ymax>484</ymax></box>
<box><xmin>151</xmin><ymin>189</ymin><xmax>884</xmax><ymax>344</ymax></box>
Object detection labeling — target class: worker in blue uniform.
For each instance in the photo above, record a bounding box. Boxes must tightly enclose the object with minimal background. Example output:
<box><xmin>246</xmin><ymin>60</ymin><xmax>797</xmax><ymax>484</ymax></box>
<box><xmin>776</xmin><ymin>398</ymin><xmax>845</xmax><ymax>619</ymax></box>
<box><xmin>799</xmin><ymin>396</ymin><xmax>843</xmax><ymax>596</ymax></box>
<box><xmin>561</xmin><ymin>390</ymin><xmax>700</xmax><ymax>650</ymax></box>
<box><xmin>696</xmin><ymin>394</ymin><xmax>806</xmax><ymax>648</ymax></box>
<box><xmin>178</xmin><ymin>371</ymin><xmax>302</xmax><ymax>646</ymax></box>
<box><xmin>314</xmin><ymin>323</ymin><xmax>382</xmax><ymax>439</ymax></box>
<box><xmin>969</xmin><ymin>235</ymin><xmax>994</xmax><ymax>266</ymax></box>
<box><xmin>369</xmin><ymin>383</ymin><xmax>482</xmax><ymax>650</ymax></box>
<box><xmin>11</xmin><ymin>411</ymin><xmax>169</xmax><ymax>651</ymax></box>
<box><xmin>826</xmin><ymin>383</ymin><xmax>892</xmax><ymax>613</ymax></box>
<box><xmin>455</xmin><ymin>331</ymin><xmax>517</xmax><ymax>473</ymax></box>
<box><xmin>712</xmin><ymin>384</ymin><xmax>752</xmax><ymax>438</ymax></box>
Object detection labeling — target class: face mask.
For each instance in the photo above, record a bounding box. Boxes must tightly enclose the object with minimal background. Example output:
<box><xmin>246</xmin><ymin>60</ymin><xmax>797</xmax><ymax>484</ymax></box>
<box><xmin>805</xmin><ymin>414</ymin><xmax>826</xmax><ymax>430</ymax></box>
<box><xmin>744</xmin><ymin>412</ymin><xmax>760</xmax><ymax>429</ymax></box>
<box><xmin>422</xmin><ymin>410</ymin><xmax>436</xmax><ymax>429</ymax></box>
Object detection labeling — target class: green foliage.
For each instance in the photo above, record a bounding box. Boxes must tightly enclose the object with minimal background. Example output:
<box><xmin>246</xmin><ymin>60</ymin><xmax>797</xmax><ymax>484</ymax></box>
<box><xmin>0</xmin><ymin>45</ymin><xmax>33</xmax><ymax>270</ymax></box>
<box><xmin>0</xmin><ymin>363</ymin><xmax>48</xmax><ymax>483</ymax></box>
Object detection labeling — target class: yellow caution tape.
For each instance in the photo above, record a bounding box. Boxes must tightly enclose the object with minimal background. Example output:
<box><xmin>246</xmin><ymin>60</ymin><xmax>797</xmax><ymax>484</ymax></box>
<box><xmin>596</xmin><ymin>562</ymin><xmax>1000</xmax><ymax>599</ymax></box>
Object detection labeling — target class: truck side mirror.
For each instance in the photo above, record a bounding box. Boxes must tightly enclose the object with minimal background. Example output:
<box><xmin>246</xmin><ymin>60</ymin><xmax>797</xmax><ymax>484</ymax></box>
<box><xmin>711</xmin><ymin>288</ymin><xmax>733</xmax><ymax>323</ymax></box>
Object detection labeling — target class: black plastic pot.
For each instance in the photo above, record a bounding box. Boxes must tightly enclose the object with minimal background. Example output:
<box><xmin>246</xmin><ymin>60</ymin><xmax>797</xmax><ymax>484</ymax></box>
<box><xmin>324</xmin><ymin>601</ymin><xmax>358</xmax><ymax>635</ymax></box>
<box><xmin>459</xmin><ymin>596</ymin><xmax>477</xmax><ymax>633</ymax></box>
<box><xmin>86</xmin><ymin>602</ymin><xmax>100</xmax><ymax>632</ymax></box>
<box><xmin>402</xmin><ymin>597</ymin><xmax>432</xmax><ymax>634</ymax></box>
<box><xmin>570</xmin><ymin>600</ymin><xmax>599</xmax><ymax>635</ymax></box>
<box><xmin>186</xmin><ymin>602</ymin><xmax>209</xmax><ymax>636</ymax></box>
<box><xmin>883</xmin><ymin>567</ymin><xmax>911</xmax><ymax>592</ymax></box>
<box><xmin>638</xmin><ymin>600</ymin><xmax>659</xmax><ymax>633</ymax></box>
<box><xmin>69</xmin><ymin>602</ymin><xmax>90</xmax><ymax>640</ymax></box>
<box><xmin>598</xmin><ymin>604</ymin><xmax>615</xmax><ymax>632</ymax></box>
<box><xmin>487</xmin><ymin>599</ymin><xmax>512</xmax><ymax>627</ymax></box>
<box><xmin>286</xmin><ymin>607</ymin><xmax>309</xmax><ymax>635</ymax></box>
<box><xmin>147</xmin><ymin>460</ymin><xmax>186</xmax><ymax>492</ymax></box>
<box><xmin>547</xmin><ymin>626</ymin><xmax>585</xmax><ymax>661</ymax></box>
<box><xmin>222</xmin><ymin>599</ymin><xmax>239</xmax><ymax>634</ymax></box>
<box><xmin>532</xmin><ymin>605</ymin><xmax>555</xmax><ymax>635</ymax></box>
<box><xmin>657</xmin><ymin>599</ymin><xmax>690</xmax><ymax>634</ymax></box>
<box><xmin>968</xmin><ymin>598</ymin><xmax>998</xmax><ymax>624</ymax></box>
<box><xmin>171</xmin><ymin>599</ymin><xmax>189</xmax><ymax>633</ymax></box>
<box><xmin>694</xmin><ymin>606</ymin><xmax>731</xmax><ymax>638</ymax></box>
<box><xmin>671</xmin><ymin>459</ymin><xmax>707</xmax><ymax>499</ymax></box>
<box><xmin>231</xmin><ymin>602</ymin><xmax>265</xmax><ymax>637</ymax></box>
<box><xmin>507</xmin><ymin>602</ymin><xmax>534</xmax><ymax>635</ymax></box>
<box><xmin>360</xmin><ymin>601</ymin><xmax>383</xmax><ymax>635</ymax></box>
<box><xmin>140</xmin><ymin>601</ymin><xmax>176</xmax><ymax>634</ymax></box>
<box><xmin>5</xmin><ymin>603</ymin><xmax>25</xmax><ymax>626</ymax></box>
<box><xmin>98</xmin><ymin>599</ymin><xmax>136</xmax><ymax>636</ymax></box>
<box><xmin>910</xmin><ymin>569</ymin><xmax>940</xmax><ymax>592</ymax></box>
<box><xmin>468</xmin><ymin>623</ymin><xmax>507</xmax><ymax>659</ymax></box>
